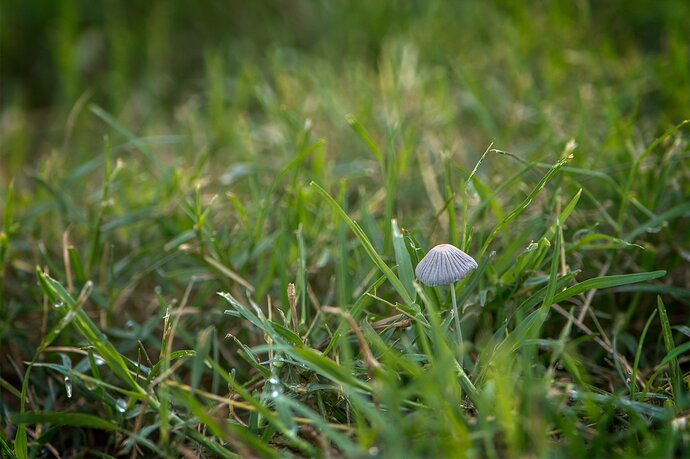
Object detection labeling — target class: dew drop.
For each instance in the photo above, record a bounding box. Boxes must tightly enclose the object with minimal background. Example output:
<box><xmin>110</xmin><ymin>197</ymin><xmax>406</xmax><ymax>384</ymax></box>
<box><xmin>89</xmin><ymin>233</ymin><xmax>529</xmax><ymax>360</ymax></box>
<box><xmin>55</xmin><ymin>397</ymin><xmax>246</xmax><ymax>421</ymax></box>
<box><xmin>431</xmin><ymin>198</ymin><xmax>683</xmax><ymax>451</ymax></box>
<box><xmin>54</xmin><ymin>302</ymin><xmax>64</xmax><ymax>309</ymax></box>
<box><xmin>368</xmin><ymin>446</ymin><xmax>380</xmax><ymax>456</ymax></box>
<box><xmin>64</xmin><ymin>376</ymin><xmax>73</xmax><ymax>398</ymax></box>
<box><xmin>271</xmin><ymin>390</ymin><xmax>279</xmax><ymax>398</ymax></box>
<box><xmin>116</xmin><ymin>399</ymin><xmax>127</xmax><ymax>413</ymax></box>
<box><xmin>525</xmin><ymin>241</ymin><xmax>538</xmax><ymax>252</ymax></box>
<box><xmin>125</xmin><ymin>320</ymin><xmax>135</xmax><ymax>329</ymax></box>
<box><xmin>268</xmin><ymin>377</ymin><xmax>279</xmax><ymax>385</ymax></box>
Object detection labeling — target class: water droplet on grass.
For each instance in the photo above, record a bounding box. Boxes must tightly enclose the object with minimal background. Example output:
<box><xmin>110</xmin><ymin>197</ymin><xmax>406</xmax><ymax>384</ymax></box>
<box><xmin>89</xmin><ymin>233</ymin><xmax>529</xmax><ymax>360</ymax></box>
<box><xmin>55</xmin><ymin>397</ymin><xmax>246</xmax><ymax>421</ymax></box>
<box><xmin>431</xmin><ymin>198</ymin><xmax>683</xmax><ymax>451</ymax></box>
<box><xmin>116</xmin><ymin>399</ymin><xmax>127</xmax><ymax>413</ymax></box>
<box><xmin>64</xmin><ymin>376</ymin><xmax>72</xmax><ymax>398</ymax></box>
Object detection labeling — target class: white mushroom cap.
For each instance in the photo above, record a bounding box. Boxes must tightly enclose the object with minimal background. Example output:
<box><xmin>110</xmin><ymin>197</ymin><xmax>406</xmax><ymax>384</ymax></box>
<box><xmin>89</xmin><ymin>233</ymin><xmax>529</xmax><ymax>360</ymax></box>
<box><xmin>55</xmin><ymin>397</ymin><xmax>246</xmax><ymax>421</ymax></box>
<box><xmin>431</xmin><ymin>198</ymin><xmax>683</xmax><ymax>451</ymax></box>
<box><xmin>415</xmin><ymin>244</ymin><xmax>478</xmax><ymax>286</ymax></box>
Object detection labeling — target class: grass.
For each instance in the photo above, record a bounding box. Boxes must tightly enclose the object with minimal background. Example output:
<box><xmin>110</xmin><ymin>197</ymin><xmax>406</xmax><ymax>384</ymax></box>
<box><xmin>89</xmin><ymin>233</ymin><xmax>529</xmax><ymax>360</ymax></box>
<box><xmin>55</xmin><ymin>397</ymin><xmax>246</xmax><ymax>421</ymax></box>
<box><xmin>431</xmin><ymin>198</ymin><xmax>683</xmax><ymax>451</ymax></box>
<box><xmin>1</xmin><ymin>1</ymin><xmax>689</xmax><ymax>457</ymax></box>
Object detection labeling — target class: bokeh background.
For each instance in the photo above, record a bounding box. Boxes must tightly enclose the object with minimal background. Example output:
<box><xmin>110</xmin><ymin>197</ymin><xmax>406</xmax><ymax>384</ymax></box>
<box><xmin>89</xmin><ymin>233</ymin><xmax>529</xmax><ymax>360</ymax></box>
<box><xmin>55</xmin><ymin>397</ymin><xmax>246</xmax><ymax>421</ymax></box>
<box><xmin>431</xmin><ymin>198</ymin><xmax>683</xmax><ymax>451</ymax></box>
<box><xmin>2</xmin><ymin>0</ymin><xmax>688</xmax><ymax>178</ymax></box>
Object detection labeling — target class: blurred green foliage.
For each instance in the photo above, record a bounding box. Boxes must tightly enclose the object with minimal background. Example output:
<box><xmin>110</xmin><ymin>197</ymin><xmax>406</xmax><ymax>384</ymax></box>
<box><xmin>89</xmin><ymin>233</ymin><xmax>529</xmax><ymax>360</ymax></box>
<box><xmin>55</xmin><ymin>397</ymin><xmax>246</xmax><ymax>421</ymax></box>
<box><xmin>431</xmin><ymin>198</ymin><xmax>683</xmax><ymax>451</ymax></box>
<box><xmin>1</xmin><ymin>0</ymin><xmax>687</xmax><ymax>114</ymax></box>
<box><xmin>0</xmin><ymin>1</ymin><xmax>688</xmax><ymax>457</ymax></box>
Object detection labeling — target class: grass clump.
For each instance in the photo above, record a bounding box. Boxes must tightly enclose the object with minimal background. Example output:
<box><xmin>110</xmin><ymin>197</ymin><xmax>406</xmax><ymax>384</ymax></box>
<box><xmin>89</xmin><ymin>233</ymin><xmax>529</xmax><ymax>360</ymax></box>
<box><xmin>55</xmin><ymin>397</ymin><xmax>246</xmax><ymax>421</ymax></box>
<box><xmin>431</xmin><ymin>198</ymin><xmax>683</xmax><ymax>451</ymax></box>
<box><xmin>1</xmin><ymin>1</ymin><xmax>689</xmax><ymax>457</ymax></box>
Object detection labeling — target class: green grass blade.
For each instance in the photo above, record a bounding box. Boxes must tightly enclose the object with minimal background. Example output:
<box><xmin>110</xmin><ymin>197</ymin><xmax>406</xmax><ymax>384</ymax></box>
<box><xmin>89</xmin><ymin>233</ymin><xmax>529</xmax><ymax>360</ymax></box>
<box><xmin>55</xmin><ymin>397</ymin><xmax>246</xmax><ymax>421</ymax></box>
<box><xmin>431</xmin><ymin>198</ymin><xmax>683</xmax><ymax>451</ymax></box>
<box><xmin>310</xmin><ymin>181</ymin><xmax>415</xmax><ymax>306</ymax></box>
<box><xmin>631</xmin><ymin>309</ymin><xmax>657</xmax><ymax>400</ymax></box>
<box><xmin>345</xmin><ymin>114</ymin><xmax>384</xmax><ymax>166</ymax></box>
<box><xmin>392</xmin><ymin>219</ymin><xmax>416</xmax><ymax>301</ymax></box>
<box><xmin>13</xmin><ymin>427</ymin><xmax>26</xmax><ymax>459</ymax></box>
<box><xmin>655</xmin><ymin>341</ymin><xmax>690</xmax><ymax>370</ymax></box>
<box><xmin>11</xmin><ymin>412</ymin><xmax>119</xmax><ymax>431</ymax></box>
<box><xmin>552</xmin><ymin>271</ymin><xmax>666</xmax><ymax>304</ymax></box>
<box><xmin>0</xmin><ymin>437</ymin><xmax>15</xmax><ymax>459</ymax></box>
<box><xmin>657</xmin><ymin>296</ymin><xmax>684</xmax><ymax>406</ymax></box>
<box><xmin>37</xmin><ymin>268</ymin><xmax>144</xmax><ymax>394</ymax></box>
<box><xmin>191</xmin><ymin>326</ymin><xmax>213</xmax><ymax>389</ymax></box>
<box><xmin>544</xmin><ymin>189</ymin><xmax>582</xmax><ymax>240</ymax></box>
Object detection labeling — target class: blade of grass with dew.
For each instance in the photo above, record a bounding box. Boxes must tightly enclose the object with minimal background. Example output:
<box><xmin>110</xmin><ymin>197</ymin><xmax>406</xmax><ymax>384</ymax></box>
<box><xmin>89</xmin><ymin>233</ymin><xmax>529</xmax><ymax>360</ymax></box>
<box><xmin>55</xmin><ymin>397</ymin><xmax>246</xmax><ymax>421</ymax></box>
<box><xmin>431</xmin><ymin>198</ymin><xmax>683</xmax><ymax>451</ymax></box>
<box><xmin>14</xmin><ymin>276</ymin><xmax>100</xmax><ymax>458</ymax></box>
<box><xmin>383</xmin><ymin>129</ymin><xmax>397</xmax><ymax>251</ymax></box>
<box><xmin>36</xmin><ymin>269</ymin><xmax>144</xmax><ymax>393</ymax></box>
<box><xmin>14</xmin><ymin>279</ymin><xmax>90</xmax><ymax>459</ymax></box>
<box><xmin>31</xmin><ymin>364</ymin><xmax>147</xmax><ymax>400</ymax></box>
<box><xmin>392</xmin><ymin>219</ymin><xmax>416</xmax><ymax>301</ymax></box>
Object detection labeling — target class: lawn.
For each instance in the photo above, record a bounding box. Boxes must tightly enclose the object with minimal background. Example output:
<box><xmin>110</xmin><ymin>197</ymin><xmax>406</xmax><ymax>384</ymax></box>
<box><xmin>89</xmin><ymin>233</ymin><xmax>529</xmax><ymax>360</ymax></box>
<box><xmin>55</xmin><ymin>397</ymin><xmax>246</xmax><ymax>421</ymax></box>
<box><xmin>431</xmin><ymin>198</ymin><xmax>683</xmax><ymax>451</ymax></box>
<box><xmin>1</xmin><ymin>1</ymin><xmax>689</xmax><ymax>457</ymax></box>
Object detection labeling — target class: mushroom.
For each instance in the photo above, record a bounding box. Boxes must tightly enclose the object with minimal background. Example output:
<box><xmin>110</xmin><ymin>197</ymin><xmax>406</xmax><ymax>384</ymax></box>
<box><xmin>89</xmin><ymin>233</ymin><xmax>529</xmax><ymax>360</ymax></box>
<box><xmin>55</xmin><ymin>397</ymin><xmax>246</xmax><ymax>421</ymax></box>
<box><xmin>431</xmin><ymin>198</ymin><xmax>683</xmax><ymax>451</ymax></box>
<box><xmin>415</xmin><ymin>244</ymin><xmax>478</xmax><ymax>345</ymax></box>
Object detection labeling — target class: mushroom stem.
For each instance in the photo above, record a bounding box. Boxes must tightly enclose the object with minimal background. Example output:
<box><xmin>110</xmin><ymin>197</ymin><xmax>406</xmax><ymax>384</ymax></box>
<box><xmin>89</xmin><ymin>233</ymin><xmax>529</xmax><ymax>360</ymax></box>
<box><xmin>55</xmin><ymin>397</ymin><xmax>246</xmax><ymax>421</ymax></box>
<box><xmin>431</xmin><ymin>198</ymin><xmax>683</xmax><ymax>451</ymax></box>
<box><xmin>450</xmin><ymin>284</ymin><xmax>463</xmax><ymax>351</ymax></box>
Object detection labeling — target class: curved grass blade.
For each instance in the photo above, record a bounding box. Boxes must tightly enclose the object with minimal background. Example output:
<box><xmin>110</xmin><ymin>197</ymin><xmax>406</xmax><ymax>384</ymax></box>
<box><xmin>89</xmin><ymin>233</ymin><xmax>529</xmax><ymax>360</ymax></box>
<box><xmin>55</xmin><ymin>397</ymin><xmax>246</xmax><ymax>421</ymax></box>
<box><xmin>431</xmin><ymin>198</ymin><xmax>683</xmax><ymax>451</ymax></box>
<box><xmin>631</xmin><ymin>309</ymin><xmax>657</xmax><ymax>400</ymax></box>
<box><xmin>311</xmin><ymin>181</ymin><xmax>415</xmax><ymax>306</ymax></box>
